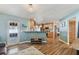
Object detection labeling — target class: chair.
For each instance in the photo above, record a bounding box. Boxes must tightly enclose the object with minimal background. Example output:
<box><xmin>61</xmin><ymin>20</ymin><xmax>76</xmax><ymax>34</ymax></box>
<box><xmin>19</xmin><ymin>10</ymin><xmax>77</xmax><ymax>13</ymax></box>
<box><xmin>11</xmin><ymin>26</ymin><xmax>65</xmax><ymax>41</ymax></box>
<box><xmin>0</xmin><ymin>43</ymin><xmax>7</xmax><ymax>55</ymax></box>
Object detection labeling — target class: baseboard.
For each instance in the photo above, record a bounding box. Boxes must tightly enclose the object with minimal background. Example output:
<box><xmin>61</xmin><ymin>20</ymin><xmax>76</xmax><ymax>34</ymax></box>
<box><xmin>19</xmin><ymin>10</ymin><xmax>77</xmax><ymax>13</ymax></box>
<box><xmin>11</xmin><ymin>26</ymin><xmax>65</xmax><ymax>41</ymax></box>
<box><xmin>6</xmin><ymin>41</ymin><xmax>47</xmax><ymax>47</ymax></box>
<box><xmin>19</xmin><ymin>41</ymin><xmax>31</xmax><ymax>44</ymax></box>
<box><xmin>19</xmin><ymin>41</ymin><xmax>47</xmax><ymax>44</ymax></box>
<box><xmin>59</xmin><ymin>39</ymin><xmax>69</xmax><ymax>45</ymax></box>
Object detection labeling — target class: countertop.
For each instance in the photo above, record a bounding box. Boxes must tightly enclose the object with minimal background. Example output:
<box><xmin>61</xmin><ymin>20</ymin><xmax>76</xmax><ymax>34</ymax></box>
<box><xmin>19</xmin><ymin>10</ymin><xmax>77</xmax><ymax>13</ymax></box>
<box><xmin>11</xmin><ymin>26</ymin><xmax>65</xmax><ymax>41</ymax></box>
<box><xmin>21</xmin><ymin>30</ymin><xmax>46</xmax><ymax>33</ymax></box>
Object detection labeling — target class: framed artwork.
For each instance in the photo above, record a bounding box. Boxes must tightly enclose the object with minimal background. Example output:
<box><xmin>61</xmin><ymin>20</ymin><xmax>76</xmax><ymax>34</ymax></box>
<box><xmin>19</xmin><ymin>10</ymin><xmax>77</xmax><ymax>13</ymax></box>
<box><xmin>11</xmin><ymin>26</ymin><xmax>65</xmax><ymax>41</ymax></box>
<box><xmin>62</xmin><ymin>22</ymin><xmax>66</xmax><ymax>27</ymax></box>
<box><xmin>64</xmin><ymin>22</ymin><xmax>65</xmax><ymax>26</ymax></box>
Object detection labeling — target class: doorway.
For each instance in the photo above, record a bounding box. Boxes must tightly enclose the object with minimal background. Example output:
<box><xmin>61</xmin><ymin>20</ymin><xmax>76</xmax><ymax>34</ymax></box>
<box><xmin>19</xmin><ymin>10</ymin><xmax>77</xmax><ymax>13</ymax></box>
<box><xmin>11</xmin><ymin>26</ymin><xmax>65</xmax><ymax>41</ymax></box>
<box><xmin>69</xmin><ymin>18</ymin><xmax>76</xmax><ymax>44</ymax></box>
<box><xmin>7</xmin><ymin>21</ymin><xmax>20</xmax><ymax>46</ymax></box>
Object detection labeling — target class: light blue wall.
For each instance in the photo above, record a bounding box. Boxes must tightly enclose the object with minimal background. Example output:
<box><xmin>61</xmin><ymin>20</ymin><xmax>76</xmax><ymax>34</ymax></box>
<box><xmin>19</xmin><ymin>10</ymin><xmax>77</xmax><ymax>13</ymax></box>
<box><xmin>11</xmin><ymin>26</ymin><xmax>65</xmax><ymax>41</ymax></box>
<box><xmin>0</xmin><ymin>13</ymin><xmax>47</xmax><ymax>44</ymax></box>
<box><xmin>59</xmin><ymin>20</ymin><xmax>68</xmax><ymax>43</ymax></box>
<box><xmin>59</xmin><ymin>10</ymin><xmax>79</xmax><ymax>43</ymax></box>
<box><xmin>20</xmin><ymin>31</ymin><xmax>47</xmax><ymax>42</ymax></box>
<box><xmin>0</xmin><ymin>13</ymin><xmax>29</xmax><ymax>43</ymax></box>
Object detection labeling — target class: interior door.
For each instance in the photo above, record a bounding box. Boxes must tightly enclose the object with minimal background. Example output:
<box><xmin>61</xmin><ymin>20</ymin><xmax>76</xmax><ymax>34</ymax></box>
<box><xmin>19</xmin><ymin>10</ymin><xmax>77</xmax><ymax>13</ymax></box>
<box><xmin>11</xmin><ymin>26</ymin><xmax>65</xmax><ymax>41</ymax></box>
<box><xmin>78</xmin><ymin>22</ymin><xmax>79</xmax><ymax>38</ymax></box>
<box><xmin>7</xmin><ymin>21</ymin><xmax>19</xmax><ymax>46</ymax></box>
<box><xmin>69</xmin><ymin>19</ymin><xmax>76</xmax><ymax>44</ymax></box>
<box><xmin>54</xmin><ymin>25</ymin><xmax>57</xmax><ymax>39</ymax></box>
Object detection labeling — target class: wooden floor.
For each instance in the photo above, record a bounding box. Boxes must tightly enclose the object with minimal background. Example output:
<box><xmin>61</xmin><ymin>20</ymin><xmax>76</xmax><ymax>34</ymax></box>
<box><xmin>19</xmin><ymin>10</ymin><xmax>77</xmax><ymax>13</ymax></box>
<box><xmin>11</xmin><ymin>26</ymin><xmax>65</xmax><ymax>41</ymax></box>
<box><xmin>8</xmin><ymin>38</ymin><xmax>76</xmax><ymax>55</ymax></box>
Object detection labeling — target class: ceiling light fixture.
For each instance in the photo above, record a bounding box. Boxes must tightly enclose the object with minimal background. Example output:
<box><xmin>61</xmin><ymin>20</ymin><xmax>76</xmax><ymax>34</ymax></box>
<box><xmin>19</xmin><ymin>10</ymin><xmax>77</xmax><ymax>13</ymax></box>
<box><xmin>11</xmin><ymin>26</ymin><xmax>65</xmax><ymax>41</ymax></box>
<box><xmin>27</xmin><ymin>4</ymin><xmax>33</xmax><ymax>12</ymax></box>
<box><xmin>24</xmin><ymin>4</ymin><xmax>38</xmax><ymax>13</ymax></box>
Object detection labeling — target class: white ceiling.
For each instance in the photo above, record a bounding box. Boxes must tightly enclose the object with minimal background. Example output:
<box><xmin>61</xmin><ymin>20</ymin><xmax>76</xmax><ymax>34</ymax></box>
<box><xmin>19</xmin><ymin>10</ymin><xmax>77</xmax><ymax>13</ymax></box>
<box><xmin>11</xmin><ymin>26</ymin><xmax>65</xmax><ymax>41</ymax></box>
<box><xmin>0</xmin><ymin>4</ymin><xmax>79</xmax><ymax>23</ymax></box>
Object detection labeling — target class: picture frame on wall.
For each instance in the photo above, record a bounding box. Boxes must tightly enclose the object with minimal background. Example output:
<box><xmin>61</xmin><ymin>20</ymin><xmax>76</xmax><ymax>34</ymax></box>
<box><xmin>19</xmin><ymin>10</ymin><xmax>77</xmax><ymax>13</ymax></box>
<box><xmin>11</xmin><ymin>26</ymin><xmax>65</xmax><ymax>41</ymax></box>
<box><xmin>62</xmin><ymin>22</ymin><xmax>65</xmax><ymax>27</ymax></box>
<box><xmin>64</xmin><ymin>22</ymin><xmax>65</xmax><ymax>26</ymax></box>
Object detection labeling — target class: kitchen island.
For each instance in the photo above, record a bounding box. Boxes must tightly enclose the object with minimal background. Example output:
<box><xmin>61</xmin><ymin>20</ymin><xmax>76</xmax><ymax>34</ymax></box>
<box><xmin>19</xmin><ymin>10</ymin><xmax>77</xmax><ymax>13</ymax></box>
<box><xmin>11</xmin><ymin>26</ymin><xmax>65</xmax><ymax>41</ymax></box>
<box><xmin>20</xmin><ymin>31</ymin><xmax>47</xmax><ymax>43</ymax></box>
